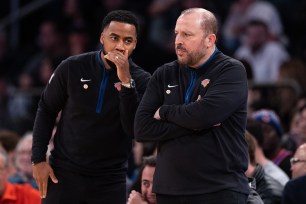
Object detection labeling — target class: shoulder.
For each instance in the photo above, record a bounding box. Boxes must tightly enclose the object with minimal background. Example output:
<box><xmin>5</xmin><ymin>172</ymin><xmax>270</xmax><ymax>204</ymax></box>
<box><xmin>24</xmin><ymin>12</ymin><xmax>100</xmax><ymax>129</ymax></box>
<box><xmin>153</xmin><ymin>60</ymin><xmax>179</xmax><ymax>76</ymax></box>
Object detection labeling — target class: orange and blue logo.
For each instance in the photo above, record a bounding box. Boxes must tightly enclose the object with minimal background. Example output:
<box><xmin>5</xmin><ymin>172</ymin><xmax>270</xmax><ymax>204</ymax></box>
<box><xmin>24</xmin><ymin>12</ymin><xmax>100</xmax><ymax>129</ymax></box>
<box><xmin>114</xmin><ymin>82</ymin><xmax>122</xmax><ymax>91</ymax></box>
<box><xmin>201</xmin><ymin>79</ymin><xmax>210</xmax><ymax>88</ymax></box>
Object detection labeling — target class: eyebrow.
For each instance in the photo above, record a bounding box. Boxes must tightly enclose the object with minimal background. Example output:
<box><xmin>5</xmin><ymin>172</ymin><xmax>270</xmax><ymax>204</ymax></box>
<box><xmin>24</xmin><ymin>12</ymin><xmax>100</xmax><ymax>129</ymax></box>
<box><xmin>109</xmin><ymin>33</ymin><xmax>134</xmax><ymax>40</ymax></box>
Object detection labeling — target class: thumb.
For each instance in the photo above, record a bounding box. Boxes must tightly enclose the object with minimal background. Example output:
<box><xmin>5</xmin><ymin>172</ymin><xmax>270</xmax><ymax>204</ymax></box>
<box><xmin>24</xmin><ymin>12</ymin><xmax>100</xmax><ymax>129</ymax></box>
<box><xmin>124</xmin><ymin>49</ymin><xmax>129</xmax><ymax>58</ymax></box>
<box><xmin>49</xmin><ymin>171</ymin><xmax>58</xmax><ymax>183</ymax></box>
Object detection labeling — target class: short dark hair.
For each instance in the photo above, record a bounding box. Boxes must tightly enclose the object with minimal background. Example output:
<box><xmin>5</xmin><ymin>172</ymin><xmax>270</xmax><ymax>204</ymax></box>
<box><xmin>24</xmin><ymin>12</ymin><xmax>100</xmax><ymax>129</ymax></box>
<box><xmin>101</xmin><ymin>10</ymin><xmax>139</xmax><ymax>35</ymax></box>
<box><xmin>245</xmin><ymin>131</ymin><xmax>256</xmax><ymax>165</ymax></box>
<box><xmin>247</xmin><ymin>118</ymin><xmax>264</xmax><ymax>147</ymax></box>
<box><xmin>142</xmin><ymin>155</ymin><xmax>156</xmax><ymax>168</ymax></box>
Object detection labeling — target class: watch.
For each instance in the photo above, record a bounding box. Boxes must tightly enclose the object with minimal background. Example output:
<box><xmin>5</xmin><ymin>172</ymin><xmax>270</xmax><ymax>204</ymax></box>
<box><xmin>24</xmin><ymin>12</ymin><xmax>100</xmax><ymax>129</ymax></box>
<box><xmin>122</xmin><ymin>79</ymin><xmax>135</xmax><ymax>88</ymax></box>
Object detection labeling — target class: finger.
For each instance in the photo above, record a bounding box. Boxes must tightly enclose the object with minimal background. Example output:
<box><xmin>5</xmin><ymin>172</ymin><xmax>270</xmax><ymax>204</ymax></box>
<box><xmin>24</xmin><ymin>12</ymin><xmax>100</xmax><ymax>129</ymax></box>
<box><xmin>197</xmin><ymin>95</ymin><xmax>202</xmax><ymax>101</ymax></box>
<box><xmin>49</xmin><ymin>171</ymin><xmax>58</xmax><ymax>183</ymax></box>
<box><xmin>37</xmin><ymin>180</ymin><xmax>44</xmax><ymax>198</ymax></box>
<box><xmin>42</xmin><ymin>180</ymin><xmax>47</xmax><ymax>198</ymax></box>
<box><xmin>124</xmin><ymin>49</ymin><xmax>129</xmax><ymax>58</ymax></box>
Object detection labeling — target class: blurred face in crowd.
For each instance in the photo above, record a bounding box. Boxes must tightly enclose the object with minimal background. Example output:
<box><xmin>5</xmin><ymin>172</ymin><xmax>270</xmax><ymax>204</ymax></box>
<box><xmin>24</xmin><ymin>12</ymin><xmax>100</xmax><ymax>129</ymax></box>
<box><xmin>141</xmin><ymin>165</ymin><xmax>156</xmax><ymax>204</ymax></box>
<box><xmin>245</xmin><ymin>23</ymin><xmax>268</xmax><ymax>53</ymax></box>
<box><xmin>261</xmin><ymin>123</ymin><xmax>280</xmax><ymax>157</ymax></box>
<box><xmin>175</xmin><ymin>10</ymin><xmax>216</xmax><ymax>68</ymax></box>
<box><xmin>298</xmin><ymin>108</ymin><xmax>306</xmax><ymax>144</ymax></box>
<box><xmin>100</xmin><ymin>21</ymin><xmax>137</xmax><ymax>67</ymax></box>
<box><xmin>291</xmin><ymin>144</ymin><xmax>306</xmax><ymax>179</ymax></box>
<box><xmin>15</xmin><ymin>136</ymin><xmax>33</xmax><ymax>176</ymax></box>
<box><xmin>0</xmin><ymin>153</ymin><xmax>8</xmax><ymax>193</ymax></box>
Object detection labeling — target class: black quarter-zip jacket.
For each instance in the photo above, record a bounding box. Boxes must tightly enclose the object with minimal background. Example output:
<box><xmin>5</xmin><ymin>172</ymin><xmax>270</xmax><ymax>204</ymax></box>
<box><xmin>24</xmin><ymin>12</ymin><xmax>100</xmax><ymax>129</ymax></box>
<box><xmin>135</xmin><ymin>50</ymin><xmax>250</xmax><ymax>195</ymax></box>
<box><xmin>32</xmin><ymin>51</ymin><xmax>151</xmax><ymax>175</ymax></box>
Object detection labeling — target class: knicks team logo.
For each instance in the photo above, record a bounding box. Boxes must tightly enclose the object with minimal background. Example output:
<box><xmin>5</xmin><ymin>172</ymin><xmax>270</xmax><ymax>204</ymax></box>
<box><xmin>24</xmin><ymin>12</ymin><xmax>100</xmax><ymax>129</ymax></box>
<box><xmin>201</xmin><ymin>79</ymin><xmax>210</xmax><ymax>88</ymax></box>
<box><xmin>114</xmin><ymin>82</ymin><xmax>122</xmax><ymax>91</ymax></box>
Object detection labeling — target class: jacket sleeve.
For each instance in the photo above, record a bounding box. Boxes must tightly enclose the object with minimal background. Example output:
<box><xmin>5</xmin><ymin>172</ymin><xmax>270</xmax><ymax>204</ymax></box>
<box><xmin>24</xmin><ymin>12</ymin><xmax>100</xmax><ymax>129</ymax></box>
<box><xmin>119</xmin><ymin>66</ymin><xmax>151</xmax><ymax>138</ymax></box>
<box><xmin>134</xmin><ymin>68</ymin><xmax>194</xmax><ymax>142</ymax></box>
<box><xmin>31</xmin><ymin>60</ymin><xmax>68</xmax><ymax>163</ymax></box>
<box><xmin>159</xmin><ymin>61</ymin><xmax>248</xmax><ymax>130</ymax></box>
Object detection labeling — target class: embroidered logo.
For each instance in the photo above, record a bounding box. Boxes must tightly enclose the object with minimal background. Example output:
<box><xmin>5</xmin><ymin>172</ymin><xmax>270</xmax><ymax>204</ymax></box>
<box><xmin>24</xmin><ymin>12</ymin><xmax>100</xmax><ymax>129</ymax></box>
<box><xmin>167</xmin><ymin>84</ymin><xmax>179</xmax><ymax>88</ymax></box>
<box><xmin>201</xmin><ymin>79</ymin><xmax>210</xmax><ymax>88</ymax></box>
<box><xmin>114</xmin><ymin>82</ymin><xmax>122</xmax><ymax>91</ymax></box>
<box><xmin>80</xmin><ymin>78</ymin><xmax>92</xmax><ymax>82</ymax></box>
<box><xmin>49</xmin><ymin>73</ymin><xmax>55</xmax><ymax>84</ymax></box>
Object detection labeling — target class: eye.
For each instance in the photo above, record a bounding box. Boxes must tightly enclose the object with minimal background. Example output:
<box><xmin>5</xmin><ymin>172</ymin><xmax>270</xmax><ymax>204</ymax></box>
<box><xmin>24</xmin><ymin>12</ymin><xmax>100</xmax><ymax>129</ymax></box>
<box><xmin>125</xmin><ymin>39</ymin><xmax>133</xmax><ymax>44</ymax></box>
<box><xmin>142</xmin><ymin>181</ymin><xmax>149</xmax><ymax>187</ymax></box>
<box><xmin>110</xmin><ymin>36</ymin><xmax>118</xmax><ymax>41</ymax></box>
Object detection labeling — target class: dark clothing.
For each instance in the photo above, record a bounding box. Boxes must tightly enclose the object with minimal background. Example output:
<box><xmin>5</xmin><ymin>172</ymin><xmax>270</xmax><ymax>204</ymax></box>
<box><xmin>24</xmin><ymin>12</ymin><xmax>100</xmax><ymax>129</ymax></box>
<box><xmin>135</xmin><ymin>50</ymin><xmax>249</xmax><ymax>196</ymax></box>
<box><xmin>272</xmin><ymin>148</ymin><xmax>292</xmax><ymax>178</ymax></box>
<box><xmin>31</xmin><ymin>51</ymin><xmax>150</xmax><ymax>202</ymax></box>
<box><xmin>42</xmin><ymin>167</ymin><xmax>126</xmax><ymax>204</ymax></box>
<box><xmin>253</xmin><ymin>165</ymin><xmax>282</xmax><ymax>204</ymax></box>
<box><xmin>282</xmin><ymin>174</ymin><xmax>306</xmax><ymax>204</ymax></box>
<box><xmin>247</xmin><ymin>177</ymin><xmax>264</xmax><ymax>204</ymax></box>
<box><xmin>157</xmin><ymin>190</ymin><xmax>248</xmax><ymax>204</ymax></box>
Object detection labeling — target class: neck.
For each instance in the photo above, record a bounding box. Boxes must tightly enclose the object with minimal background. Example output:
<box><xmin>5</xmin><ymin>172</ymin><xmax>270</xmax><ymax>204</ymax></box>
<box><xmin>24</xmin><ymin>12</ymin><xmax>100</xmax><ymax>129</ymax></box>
<box><xmin>255</xmin><ymin>148</ymin><xmax>269</xmax><ymax>165</ymax></box>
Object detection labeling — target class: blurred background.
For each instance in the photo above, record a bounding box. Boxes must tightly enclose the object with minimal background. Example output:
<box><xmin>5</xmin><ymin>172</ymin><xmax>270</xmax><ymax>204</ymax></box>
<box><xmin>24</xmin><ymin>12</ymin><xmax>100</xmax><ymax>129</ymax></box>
<box><xmin>0</xmin><ymin>0</ymin><xmax>306</xmax><ymax>137</ymax></box>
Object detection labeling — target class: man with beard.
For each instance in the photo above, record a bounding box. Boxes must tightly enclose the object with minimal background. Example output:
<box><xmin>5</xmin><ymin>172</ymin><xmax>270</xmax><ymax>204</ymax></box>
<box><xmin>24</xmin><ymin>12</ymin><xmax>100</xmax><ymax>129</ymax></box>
<box><xmin>135</xmin><ymin>8</ymin><xmax>249</xmax><ymax>204</ymax></box>
<box><xmin>127</xmin><ymin>156</ymin><xmax>156</xmax><ymax>204</ymax></box>
<box><xmin>31</xmin><ymin>10</ymin><xmax>151</xmax><ymax>204</ymax></box>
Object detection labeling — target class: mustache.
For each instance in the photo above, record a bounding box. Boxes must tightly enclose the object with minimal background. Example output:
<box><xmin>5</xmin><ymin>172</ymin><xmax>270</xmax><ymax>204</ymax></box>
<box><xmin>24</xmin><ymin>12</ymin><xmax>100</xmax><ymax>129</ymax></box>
<box><xmin>176</xmin><ymin>44</ymin><xmax>187</xmax><ymax>52</ymax></box>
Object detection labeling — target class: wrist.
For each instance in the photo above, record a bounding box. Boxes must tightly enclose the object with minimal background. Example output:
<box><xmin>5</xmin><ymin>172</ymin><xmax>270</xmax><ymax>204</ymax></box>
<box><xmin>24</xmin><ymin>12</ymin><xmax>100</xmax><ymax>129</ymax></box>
<box><xmin>121</xmin><ymin>78</ymin><xmax>135</xmax><ymax>88</ymax></box>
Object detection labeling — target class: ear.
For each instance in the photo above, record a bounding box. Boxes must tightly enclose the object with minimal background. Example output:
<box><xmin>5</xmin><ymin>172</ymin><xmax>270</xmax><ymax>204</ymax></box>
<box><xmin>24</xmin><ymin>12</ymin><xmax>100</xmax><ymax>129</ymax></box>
<box><xmin>100</xmin><ymin>33</ymin><xmax>104</xmax><ymax>45</ymax></box>
<box><xmin>207</xmin><ymin>34</ymin><xmax>217</xmax><ymax>47</ymax></box>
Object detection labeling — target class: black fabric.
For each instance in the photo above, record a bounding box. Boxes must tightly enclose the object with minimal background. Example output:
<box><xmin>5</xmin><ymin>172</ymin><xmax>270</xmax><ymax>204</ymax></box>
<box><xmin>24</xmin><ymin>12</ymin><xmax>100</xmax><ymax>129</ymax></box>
<box><xmin>32</xmin><ymin>51</ymin><xmax>151</xmax><ymax>176</ymax></box>
<box><xmin>156</xmin><ymin>190</ymin><xmax>248</xmax><ymax>204</ymax></box>
<box><xmin>282</xmin><ymin>174</ymin><xmax>306</xmax><ymax>204</ymax></box>
<box><xmin>42</xmin><ymin>166</ymin><xmax>126</xmax><ymax>204</ymax></box>
<box><xmin>135</xmin><ymin>50</ymin><xmax>249</xmax><ymax>195</ymax></box>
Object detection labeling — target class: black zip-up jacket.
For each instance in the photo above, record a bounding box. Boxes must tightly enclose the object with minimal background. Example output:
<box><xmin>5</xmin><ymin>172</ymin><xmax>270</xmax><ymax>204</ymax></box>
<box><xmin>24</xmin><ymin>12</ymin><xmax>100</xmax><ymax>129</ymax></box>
<box><xmin>135</xmin><ymin>50</ymin><xmax>250</xmax><ymax>195</ymax></box>
<box><xmin>32</xmin><ymin>51</ymin><xmax>151</xmax><ymax>175</ymax></box>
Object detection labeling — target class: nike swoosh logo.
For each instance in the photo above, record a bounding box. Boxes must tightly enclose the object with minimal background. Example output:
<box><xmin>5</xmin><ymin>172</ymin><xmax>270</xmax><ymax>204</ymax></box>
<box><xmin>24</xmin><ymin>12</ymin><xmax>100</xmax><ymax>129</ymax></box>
<box><xmin>80</xmin><ymin>78</ymin><xmax>92</xmax><ymax>82</ymax></box>
<box><xmin>168</xmin><ymin>84</ymin><xmax>179</xmax><ymax>88</ymax></box>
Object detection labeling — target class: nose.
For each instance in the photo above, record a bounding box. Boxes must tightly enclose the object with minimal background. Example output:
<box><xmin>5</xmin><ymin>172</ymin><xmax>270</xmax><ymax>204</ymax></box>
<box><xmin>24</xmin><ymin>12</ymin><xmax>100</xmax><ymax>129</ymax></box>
<box><xmin>116</xmin><ymin>40</ymin><xmax>125</xmax><ymax>51</ymax></box>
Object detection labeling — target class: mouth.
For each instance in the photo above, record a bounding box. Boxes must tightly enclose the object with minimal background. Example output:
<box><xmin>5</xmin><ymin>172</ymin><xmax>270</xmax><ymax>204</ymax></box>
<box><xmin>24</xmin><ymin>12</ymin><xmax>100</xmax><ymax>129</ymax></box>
<box><xmin>176</xmin><ymin>49</ymin><xmax>186</xmax><ymax>56</ymax></box>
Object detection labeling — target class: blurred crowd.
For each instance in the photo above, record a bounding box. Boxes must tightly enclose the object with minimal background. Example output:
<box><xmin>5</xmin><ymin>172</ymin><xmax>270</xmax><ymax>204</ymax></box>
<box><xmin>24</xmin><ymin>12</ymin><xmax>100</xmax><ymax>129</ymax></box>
<box><xmin>1</xmin><ymin>0</ymin><xmax>306</xmax><ymax>203</ymax></box>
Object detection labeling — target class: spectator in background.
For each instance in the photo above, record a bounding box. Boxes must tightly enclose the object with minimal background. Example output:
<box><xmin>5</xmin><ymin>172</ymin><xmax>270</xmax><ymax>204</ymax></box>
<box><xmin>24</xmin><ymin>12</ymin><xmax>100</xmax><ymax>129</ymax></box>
<box><xmin>235</xmin><ymin>20</ymin><xmax>289</xmax><ymax>83</ymax></box>
<box><xmin>127</xmin><ymin>155</ymin><xmax>156</xmax><ymax>204</ymax></box>
<box><xmin>295</xmin><ymin>104</ymin><xmax>306</xmax><ymax>147</ymax></box>
<box><xmin>247</xmin><ymin>119</ymin><xmax>289</xmax><ymax>187</ymax></box>
<box><xmin>222</xmin><ymin>0</ymin><xmax>285</xmax><ymax>53</ymax></box>
<box><xmin>0</xmin><ymin>147</ymin><xmax>41</xmax><ymax>204</ymax></box>
<box><xmin>0</xmin><ymin>130</ymin><xmax>20</xmax><ymax>177</ymax></box>
<box><xmin>245</xmin><ymin>131</ymin><xmax>283</xmax><ymax>204</ymax></box>
<box><xmin>23</xmin><ymin>20</ymin><xmax>67</xmax><ymax>87</ymax></box>
<box><xmin>252</xmin><ymin>109</ymin><xmax>292</xmax><ymax>177</ymax></box>
<box><xmin>281</xmin><ymin>143</ymin><xmax>306</xmax><ymax>204</ymax></box>
<box><xmin>9</xmin><ymin>132</ymin><xmax>37</xmax><ymax>189</ymax></box>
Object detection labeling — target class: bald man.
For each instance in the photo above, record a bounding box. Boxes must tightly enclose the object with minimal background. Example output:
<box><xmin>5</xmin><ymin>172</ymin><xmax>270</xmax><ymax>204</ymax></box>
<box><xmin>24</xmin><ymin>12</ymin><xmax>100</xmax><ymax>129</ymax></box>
<box><xmin>135</xmin><ymin>8</ymin><xmax>249</xmax><ymax>204</ymax></box>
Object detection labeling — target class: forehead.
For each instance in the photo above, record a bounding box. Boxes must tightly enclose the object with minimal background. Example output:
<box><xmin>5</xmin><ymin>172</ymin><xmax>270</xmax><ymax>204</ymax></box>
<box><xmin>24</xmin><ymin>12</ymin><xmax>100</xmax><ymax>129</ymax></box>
<box><xmin>142</xmin><ymin>166</ymin><xmax>155</xmax><ymax>179</ymax></box>
<box><xmin>175</xmin><ymin>13</ymin><xmax>203</xmax><ymax>31</ymax></box>
<box><xmin>104</xmin><ymin>21</ymin><xmax>137</xmax><ymax>37</ymax></box>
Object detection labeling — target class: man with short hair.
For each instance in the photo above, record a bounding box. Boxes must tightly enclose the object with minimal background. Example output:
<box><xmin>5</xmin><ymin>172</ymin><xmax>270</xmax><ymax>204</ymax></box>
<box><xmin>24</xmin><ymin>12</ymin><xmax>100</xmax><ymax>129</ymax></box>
<box><xmin>31</xmin><ymin>10</ymin><xmax>150</xmax><ymax>204</ymax></box>
<box><xmin>281</xmin><ymin>143</ymin><xmax>306</xmax><ymax>203</ymax></box>
<box><xmin>135</xmin><ymin>8</ymin><xmax>249</xmax><ymax>203</ymax></box>
<box><xmin>127</xmin><ymin>156</ymin><xmax>156</xmax><ymax>204</ymax></box>
<box><xmin>0</xmin><ymin>148</ymin><xmax>41</xmax><ymax>204</ymax></box>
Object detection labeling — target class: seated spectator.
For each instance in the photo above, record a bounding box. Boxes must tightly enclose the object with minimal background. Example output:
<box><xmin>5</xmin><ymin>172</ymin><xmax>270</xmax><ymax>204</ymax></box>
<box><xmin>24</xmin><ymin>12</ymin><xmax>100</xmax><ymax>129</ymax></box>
<box><xmin>0</xmin><ymin>147</ymin><xmax>41</xmax><ymax>204</ymax></box>
<box><xmin>281</xmin><ymin>143</ymin><xmax>306</xmax><ymax>203</ymax></box>
<box><xmin>247</xmin><ymin>177</ymin><xmax>264</xmax><ymax>204</ymax></box>
<box><xmin>0</xmin><ymin>130</ymin><xmax>20</xmax><ymax>177</ymax></box>
<box><xmin>245</xmin><ymin>131</ymin><xmax>283</xmax><ymax>204</ymax></box>
<box><xmin>252</xmin><ymin>109</ymin><xmax>292</xmax><ymax>177</ymax></box>
<box><xmin>9</xmin><ymin>132</ymin><xmax>37</xmax><ymax>189</ymax></box>
<box><xmin>247</xmin><ymin>118</ymin><xmax>289</xmax><ymax>186</ymax></box>
<box><xmin>235</xmin><ymin>20</ymin><xmax>289</xmax><ymax>83</ymax></box>
<box><xmin>128</xmin><ymin>155</ymin><xmax>156</xmax><ymax>204</ymax></box>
